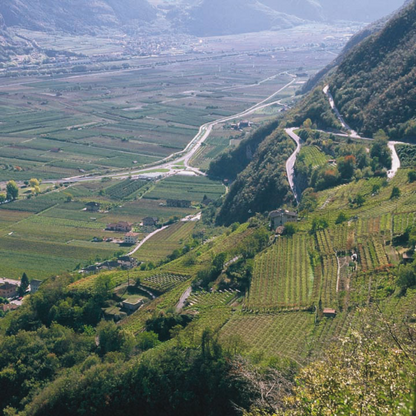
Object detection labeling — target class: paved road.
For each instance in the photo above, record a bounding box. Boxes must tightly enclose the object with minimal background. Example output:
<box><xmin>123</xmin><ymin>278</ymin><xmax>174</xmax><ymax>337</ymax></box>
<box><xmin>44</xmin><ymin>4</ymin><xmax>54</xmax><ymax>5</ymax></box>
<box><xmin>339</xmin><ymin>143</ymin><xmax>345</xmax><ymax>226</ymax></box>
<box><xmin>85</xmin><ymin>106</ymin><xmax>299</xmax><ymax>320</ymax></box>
<box><xmin>127</xmin><ymin>225</ymin><xmax>169</xmax><ymax>256</ymax></box>
<box><xmin>284</xmin><ymin>128</ymin><xmax>302</xmax><ymax>204</ymax></box>
<box><xmin>323</xmin><ymin>85</ymin><xmax>360</xmax><ymax>138</ymax></box>
<box><xmin>176</xmin><ymin>286</ymin><xmax>192</xmax><ymax>312</ymax></box>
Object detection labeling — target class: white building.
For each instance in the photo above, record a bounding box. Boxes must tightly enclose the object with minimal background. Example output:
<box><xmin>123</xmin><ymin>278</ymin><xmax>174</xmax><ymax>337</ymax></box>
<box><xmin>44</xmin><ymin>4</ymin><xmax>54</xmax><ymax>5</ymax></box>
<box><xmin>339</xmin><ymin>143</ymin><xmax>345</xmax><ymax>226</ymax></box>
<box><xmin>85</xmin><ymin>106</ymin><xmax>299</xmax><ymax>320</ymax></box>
<box><xmin>269</xmin><ymin>209</ymin><xmax>298</xmax><ymax>229</ymax></box>
<box><xmin>124</xmin><ymin>232</ymin><xmax>140</xmax><ymax>245</ymax></box>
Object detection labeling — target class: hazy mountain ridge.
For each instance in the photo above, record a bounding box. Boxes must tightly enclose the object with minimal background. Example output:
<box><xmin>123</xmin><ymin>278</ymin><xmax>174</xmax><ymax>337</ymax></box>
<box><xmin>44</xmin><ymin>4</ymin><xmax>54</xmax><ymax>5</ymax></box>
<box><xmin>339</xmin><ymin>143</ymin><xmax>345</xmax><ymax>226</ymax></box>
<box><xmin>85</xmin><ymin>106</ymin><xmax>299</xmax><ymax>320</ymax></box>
<box><xmin>168</xmin><ymin>0</ymin><xmax>305</xmax><ymax>37</ymax></box>
<box><xmin>0</xmin><ymin>0</ymin><xmax>157</xmax><ymax>34</ymax></box>
<box><xmin>167</xmin><ymin>0</ymin><xmax>405</xmax><ymax>36</ymax></box>
<box><xmin>0</xmin><ymin>0</ymin><xmax>406</xmax><ymax>38</ymax></box>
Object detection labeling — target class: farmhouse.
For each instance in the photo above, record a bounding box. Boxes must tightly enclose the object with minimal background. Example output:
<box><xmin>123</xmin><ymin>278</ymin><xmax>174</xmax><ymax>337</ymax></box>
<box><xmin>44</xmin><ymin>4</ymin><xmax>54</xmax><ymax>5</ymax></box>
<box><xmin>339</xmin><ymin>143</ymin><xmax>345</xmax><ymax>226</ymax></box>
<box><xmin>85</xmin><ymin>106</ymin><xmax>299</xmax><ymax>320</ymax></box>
<box><xmin>30</xmin><ymin>279</ymin><xmax>43</xmax><ymax>294</ymax></box>
<box><xmin>85</xmin><ymin>202</ymin><xmax>100</xmax><ymax>212</ymax></box>
<box><xmin>1</xmin><ymin>303</ymin><xmax>18</xmax><ymax>312</ymax></box>
<box><xmin>118</xmin><ymin>256</ymin><xmax>138</xmax><ymax>269</ymax></box>
<box><xmin>0</xmin><ymin>282</ymin><xmax>18</xmax><ymax>298</ymax></box>
<box><xmin>124</xmin><ymin>232</ymin><xmax>140</xmax><ymax>245</ymax></box>
<box><xmin>269</xmin><ymin>209</ymin><xmax>298</xmax><ymax>229</ymax></box>
<box><xmin>238</xmin><ymin>120</ymin><xmax>251</xmax><ymax>129</ymax></box>
<box><xmin>143</xmin><ymin>217</ymin><xmax>159</xmax><ymax>227</ymax></box>
<box><xmin>106</xmin><ymin>221</ymin><xmax>132</xmax><ymax>232</ymax></box>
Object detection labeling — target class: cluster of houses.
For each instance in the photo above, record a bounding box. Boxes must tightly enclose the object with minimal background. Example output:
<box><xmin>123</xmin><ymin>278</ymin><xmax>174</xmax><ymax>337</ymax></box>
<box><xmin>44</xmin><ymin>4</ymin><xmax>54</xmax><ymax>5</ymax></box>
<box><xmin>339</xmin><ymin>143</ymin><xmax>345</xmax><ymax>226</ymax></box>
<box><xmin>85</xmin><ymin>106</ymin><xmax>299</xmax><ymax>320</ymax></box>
<box><xmin>0</xmin><ymin>279</ymin><xmax>42</xmax><ymax>298</ymax></box>
<box><xmin>81</xmin><ymin>256</ymin><xmax>138</xmax><ymax>274</ymax></box>
<box><xmin>230</xmin><ymin>120</ymin><xmax>252</xmax><ymax>130</ymax></box>
<box><xmin>0</xmin><ymin>278</ymin><xmax>42</xmax><ymax>313</ymax></box>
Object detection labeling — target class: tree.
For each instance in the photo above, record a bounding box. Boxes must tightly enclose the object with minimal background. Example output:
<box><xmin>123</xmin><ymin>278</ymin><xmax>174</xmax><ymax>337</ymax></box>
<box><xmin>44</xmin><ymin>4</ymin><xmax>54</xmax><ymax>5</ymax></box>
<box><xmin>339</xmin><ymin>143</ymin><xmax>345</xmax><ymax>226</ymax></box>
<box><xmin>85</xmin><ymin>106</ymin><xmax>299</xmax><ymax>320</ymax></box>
<box><xmin>6</xmin><ymin>181</ymin><xmax>18</xmax><ymax>201</ymax></box>
<box><xmin>408</xmin><ymin>171</ymin><xmax>416</xmax><ymax>183</ymax></box>
<box><xmin>29</xmin><ymin>178</ymin><xmax>39</xmax><ymax>188</ymax></box>
<box><xmin>372</xmin><ymin>183</ymin><xmax>381</xmax><ymax>194</ymax></box>
<box><xmin>390</xmin><ymin>186</ymin><xmax>401</xmax><ymax>199</ymax></box>
<box><xmin>335</xmin><ymin>212</ymin><xmax>348</xmax><ymax>224</ymax></box>
<box><xmin>290</xmin><ymin>318</ymin><xmax>415</xmax><ymax>415</ymax></box>
<box><xmin>311</xmin><ymin>218</ymin><xmax>329</xmax><ymax>234</ymax></box>
<box><xmin>355</xmin><ymin>193</ymin><xmax>365</xmax><ymax>207</ymax></box>
<box><xmin>337</xmin><ymin>155</ymin><xmax>356</xmax><ymax>180</ymax></box>
<box><xmin>302</xmin><ymin>118</ymin><xmax>313</xmax><ymax>129</ymax></box>
<box><xmin>397</xmin><ymin>262</ymin><xmax>416</xmax><ymax>292</ymax></box>
<box><xmin>0</xmin><ymin>194</ymin><xmax>5</xmax><ymax>204</ymax></box>
<box><xmin>18</xmin><ymin>273</ymin><xmax>29</xmax><ymax>297</ymax></box>
<box><xmin>283</xmin><ymin>223</ymin><xmax>296</xmax><ymax>236</ymax></box>
<box><xmin>371</xmin><ymin>130</ymin><xmax>392</xmax><ymax>169</ymax></box>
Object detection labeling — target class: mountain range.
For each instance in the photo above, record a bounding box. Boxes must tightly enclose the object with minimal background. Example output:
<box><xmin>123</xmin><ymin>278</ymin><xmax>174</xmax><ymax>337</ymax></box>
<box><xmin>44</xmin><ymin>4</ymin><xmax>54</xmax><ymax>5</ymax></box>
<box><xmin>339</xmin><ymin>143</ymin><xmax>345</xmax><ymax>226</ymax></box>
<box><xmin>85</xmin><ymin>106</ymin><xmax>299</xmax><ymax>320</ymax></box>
<box><xmin>0</xmin><ymin>0</ymin><xmax>156</xmax><ymax>34</ymax></box>
<box><xmin>166</xmin><ymin>0</ymin><xmax>406</xmax><ymax>36</ymax></box>
<box><xmin>0</xmin><ymin>0</ymin><xmax>407</xmax><ymax>38</ymax></box>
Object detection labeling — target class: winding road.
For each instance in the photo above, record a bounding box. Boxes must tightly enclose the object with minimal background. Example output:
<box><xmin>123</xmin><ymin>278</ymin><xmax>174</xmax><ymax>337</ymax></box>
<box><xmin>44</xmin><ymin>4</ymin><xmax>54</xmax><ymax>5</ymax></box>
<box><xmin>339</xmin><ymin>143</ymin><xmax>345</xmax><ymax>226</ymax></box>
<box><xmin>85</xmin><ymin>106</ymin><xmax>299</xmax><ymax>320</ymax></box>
<box><xmin>284</xmin><ymin>128</ymin><xmax>302</xmax><ymax>204</ymax></box>
<box><xmin>323</xmin><ymin>85</ymin><xmax>407</xmax><ymax>179</ymax></box>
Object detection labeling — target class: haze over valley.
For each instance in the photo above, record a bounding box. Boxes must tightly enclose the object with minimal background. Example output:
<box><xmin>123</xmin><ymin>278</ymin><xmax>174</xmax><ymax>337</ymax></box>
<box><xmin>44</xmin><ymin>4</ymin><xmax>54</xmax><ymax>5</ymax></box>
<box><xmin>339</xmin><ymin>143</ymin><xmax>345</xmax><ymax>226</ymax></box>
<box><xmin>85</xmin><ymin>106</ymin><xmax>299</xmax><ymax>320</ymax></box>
<box><xmin>0</xmin><ymin>1</ymin><xmax>415</xmax><ymax>415</ymax></box>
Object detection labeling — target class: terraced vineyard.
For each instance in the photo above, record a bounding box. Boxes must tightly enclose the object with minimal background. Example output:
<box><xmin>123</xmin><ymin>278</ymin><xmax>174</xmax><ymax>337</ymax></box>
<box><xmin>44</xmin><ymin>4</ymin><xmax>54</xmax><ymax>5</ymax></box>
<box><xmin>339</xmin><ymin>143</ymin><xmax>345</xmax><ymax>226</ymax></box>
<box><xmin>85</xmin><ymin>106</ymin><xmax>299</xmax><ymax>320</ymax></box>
<box><xmin>220</xmin><ymin>312</ymin><xmax>314</xmax><ymax>364</ymax></box>
<box><xmin>186</xmin><ymin>290</ymin><xmax>239</xmax><ymax>310</ymax></box>
<box><xmin>393</xmin><ymin>212</ymin><xmax>416</xmax><ymax>235</ymax></box>
<box><xmin>311</xmin><ymin>311</ymin><xmax>355</xmax><ymax>353</ymax></box>
<box><xmin>316</xmin><ymin>229</ymin><xmax>334</xmax><ymax>255</ymax></box>
<box><xmin>319</xmin><ymin>255</ymin><xmax>338</xmax><ymax>309</ymax></box>
<box><xmin>357</xmin><ymin>237</ymin><xmax>391</xmax><ymax>272</ymax></box>
<box><xmin>246</xmin><ymin>235</ymin><xmax>314</xmax><ymax>310</ymax></box>
<box><xmin>187</xmin><ymin>307</ymin><xmax>234</xmax><ymax>338</ymax></box>
<box><xmin>300</xmin><ymin>145</ymin><xmax>328</xmax><ymax>169</ymax></box>
<box><xmin>141</xmin><ymin>273</ymin><xmax>190</xmax><ymax>293</ymax></box>
<box><xmin>121</xmin><ymin>280</ymin><xmax>192</xmax><ymax>334</ymax></box>
<box><xmin>331</xmin><ymin>224</ymin><xmax>355</xmax><ymax>252</ymax></box>
<box><xmin>133</xmin><ymin>221</ymin><xmax>196</xmax><ymax>263</ymax></box>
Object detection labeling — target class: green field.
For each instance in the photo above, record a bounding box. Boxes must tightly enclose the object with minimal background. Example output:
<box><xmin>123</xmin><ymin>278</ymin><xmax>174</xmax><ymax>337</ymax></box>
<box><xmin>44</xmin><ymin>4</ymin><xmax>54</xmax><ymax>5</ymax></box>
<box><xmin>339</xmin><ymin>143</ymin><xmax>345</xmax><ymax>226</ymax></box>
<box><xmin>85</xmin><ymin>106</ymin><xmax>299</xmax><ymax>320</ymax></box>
<box><xmin>144</xmin><ymin>175</ymin><xmax>225</xmax><ymax>203</ymax></box>
<box><xmin>0</xmin><ymin>177</ymin><xmax>198</xmax><ymax>279</ymax></box>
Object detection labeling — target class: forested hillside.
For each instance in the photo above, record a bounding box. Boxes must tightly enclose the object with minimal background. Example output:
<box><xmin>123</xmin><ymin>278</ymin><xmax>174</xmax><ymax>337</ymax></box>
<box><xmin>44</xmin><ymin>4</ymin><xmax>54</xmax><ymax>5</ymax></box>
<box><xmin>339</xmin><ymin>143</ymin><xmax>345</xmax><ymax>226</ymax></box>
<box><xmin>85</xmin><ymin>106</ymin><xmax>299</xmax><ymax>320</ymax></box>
<box><xmin>208</xmin><ymin>120</ymin><xmax>281</xmax><ymax>181</ymax></box>
<box><xmin>329</xmin><ymin>0</ymin><xmax>416</xmax><ymax>138</ymax></box>
<box><xmin>215</xmin><ymin>129</ymin><xmax>295</xmax><ymax>225</ymax></box>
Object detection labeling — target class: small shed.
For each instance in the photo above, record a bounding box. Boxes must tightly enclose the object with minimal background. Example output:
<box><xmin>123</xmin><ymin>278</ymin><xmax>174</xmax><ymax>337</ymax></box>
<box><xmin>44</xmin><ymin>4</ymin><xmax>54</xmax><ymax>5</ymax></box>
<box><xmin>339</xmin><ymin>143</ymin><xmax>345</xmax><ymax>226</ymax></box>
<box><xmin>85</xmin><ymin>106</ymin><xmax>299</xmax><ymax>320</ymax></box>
<box><xmin>122</xmin><ymin>298</ymin><xmax>144</xmax><ymax>312</ymax></box>
<box><xmin>143</xmin><ymin>217</ymin><xmax>159</xmax><ymax>227</ymax></box>
<box><xmin>85</xmin><ymin>202</ymin><xmax>100</xmax><ymax>212</ymax></box>
<box><xmin>323</xmin><ymin>308</ymin><xmax>337</xmax><ymax>318</ymax></box>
